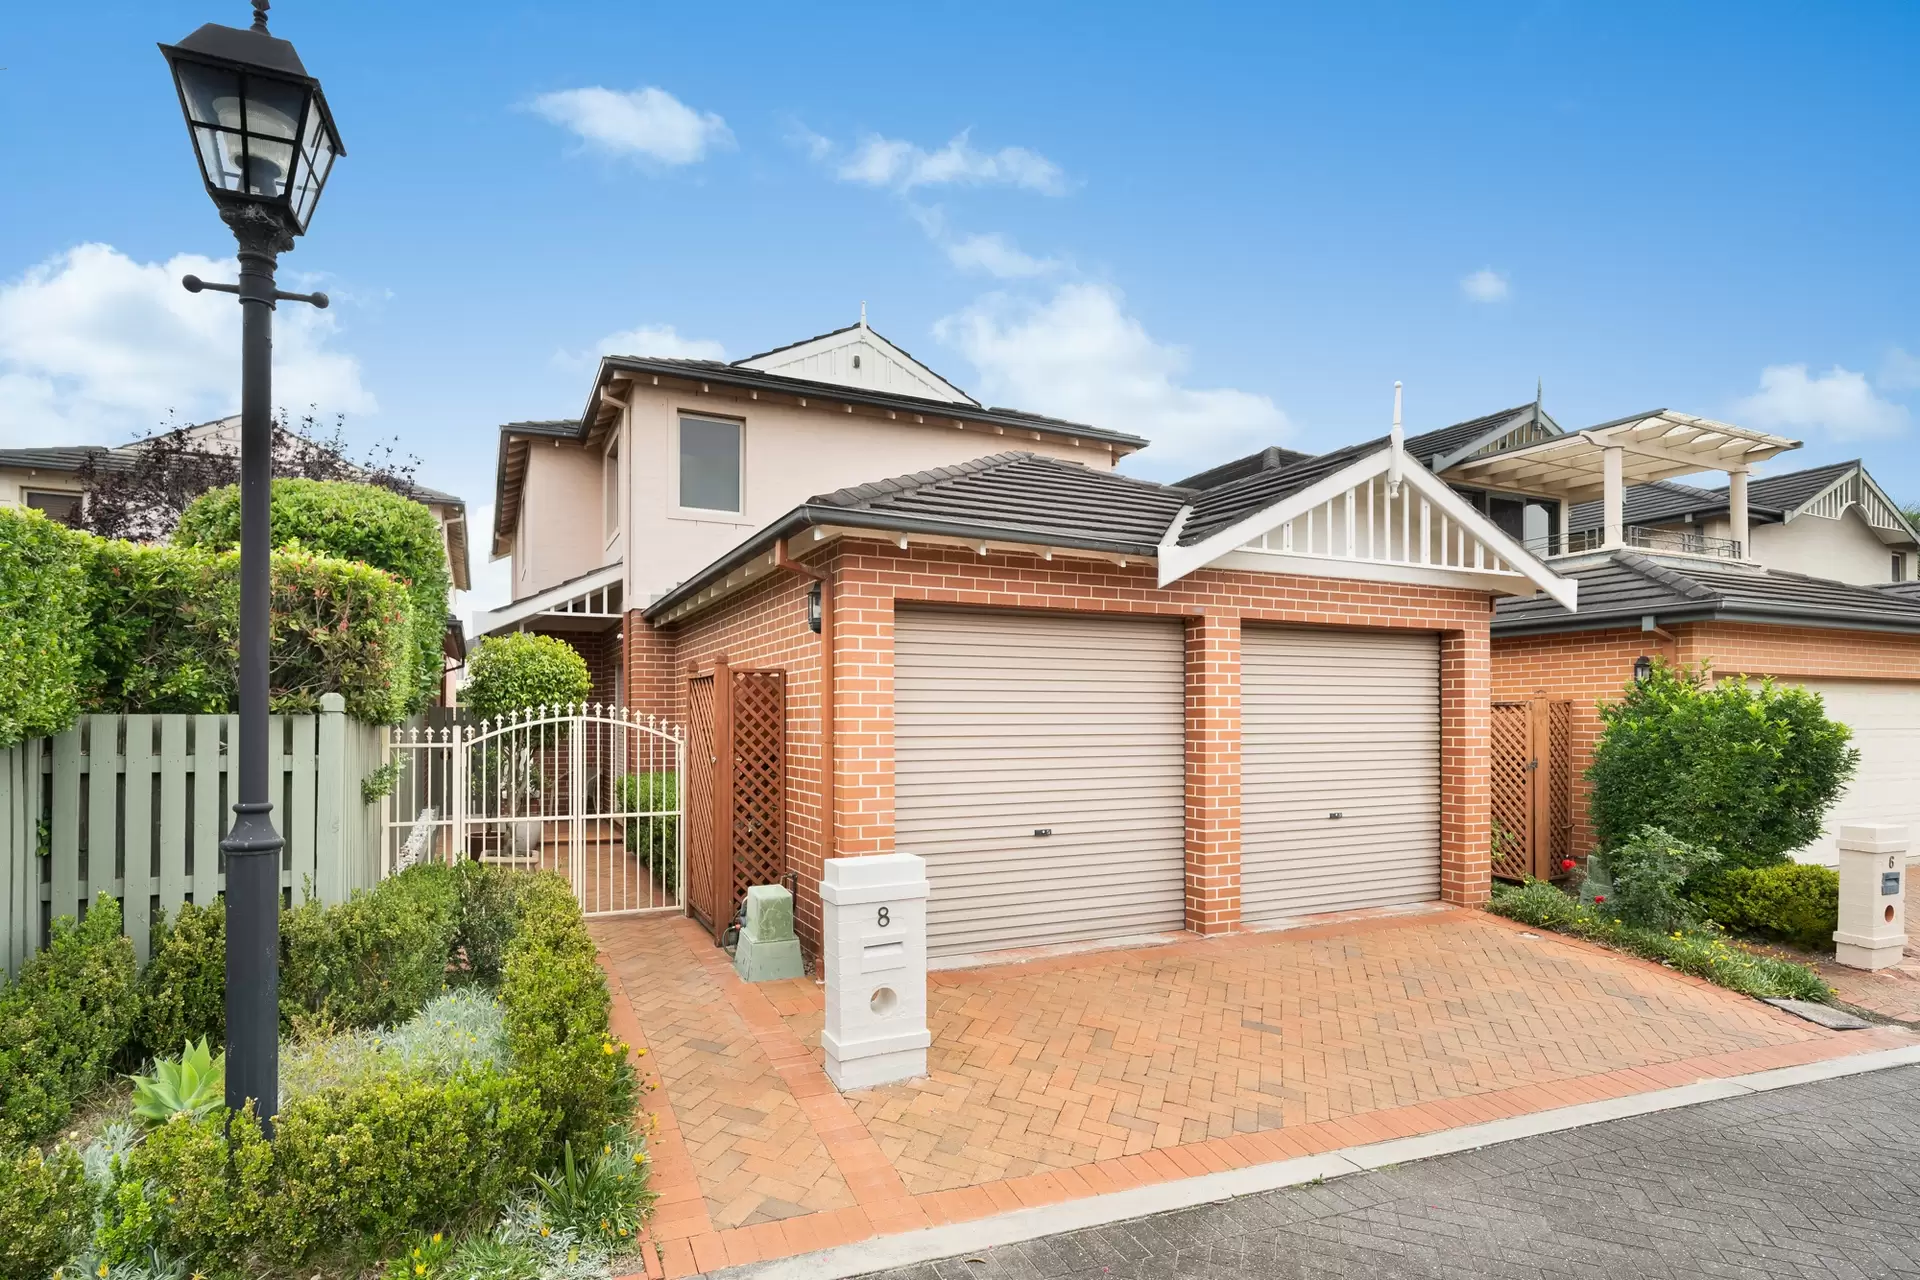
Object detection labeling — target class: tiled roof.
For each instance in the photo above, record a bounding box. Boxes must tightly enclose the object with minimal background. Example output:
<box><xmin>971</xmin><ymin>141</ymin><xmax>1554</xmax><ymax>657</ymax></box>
<box><xmin>1493</xmin><ymin>552</ymin><xmax>1920</xmax><ymax>635</ymax></box>
<box><xmin>1174</xmin><ymin>446</ymin><xmax>1316</xmax><ymax>491</ymax></box>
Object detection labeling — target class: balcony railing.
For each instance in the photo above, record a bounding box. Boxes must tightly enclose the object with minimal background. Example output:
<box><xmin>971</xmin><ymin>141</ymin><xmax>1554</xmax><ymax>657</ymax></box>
<box><xmin>1524</xmin><ymin>527</ymin><xmax>1744</xmax><ymax>560</ymax></box>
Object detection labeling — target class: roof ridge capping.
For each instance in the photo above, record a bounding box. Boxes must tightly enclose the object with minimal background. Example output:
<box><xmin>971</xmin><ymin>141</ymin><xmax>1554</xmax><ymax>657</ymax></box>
<box><xmin>1611</xmin><ymin>551</ymin><xmax>1722</xmax><ymax>603</ymax></box>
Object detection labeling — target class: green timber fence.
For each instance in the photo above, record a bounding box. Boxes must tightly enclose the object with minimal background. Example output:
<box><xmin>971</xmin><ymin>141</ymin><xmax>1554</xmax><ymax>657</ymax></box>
<box><xmin>0</xmin><ymin>693</ymin><xmax>387</xmax><ymax>975</ymax></box>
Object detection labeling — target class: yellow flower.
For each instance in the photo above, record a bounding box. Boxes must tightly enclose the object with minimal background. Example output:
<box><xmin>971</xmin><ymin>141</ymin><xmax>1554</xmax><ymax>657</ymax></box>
<box><xmin>98</xmin><ymin>1266</ymin><xmax>109</xmax><ymax>1279</ymax></box>
<box><xmin>432</xmin><ymin>1233</ymin><xmax>442</xmax><ymax>1245</ymax></box>
<box><xmin>540</xmin><ymin>1226</ymin><xmax>551</xmax><ymax>1238</ymax></box>
<box><xmin>633</xmin><ymin>1151</ymin><xmax>646</xmax><ymax>1165</ymax></box>
<box><xmin>602</xmin><ymin>1042</ymin><xmax>617</xmax><ymax>1055</ymax></box>
<box><xmin>619</xmin><ymin>1227</ymin><xmax>630</xmax><ymax>1237</ymax></box>
<box><xmin>601</xmin><ymin>1219</ymin><xmax>610</xmax><ymax>1230</ymax></box>
<box><xmin>415</xmin><ymin>1266</ymin><xmax>426</xmax><ymax>1277</ymax></box>
<box><xmin>604</xmin><ymin>1143</ymin><xmax>613</xmax><ymax>1155</ymax></box>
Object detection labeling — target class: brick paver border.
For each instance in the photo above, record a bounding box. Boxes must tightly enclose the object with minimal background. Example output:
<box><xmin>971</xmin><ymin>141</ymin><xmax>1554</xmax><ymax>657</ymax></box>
<box><xmin>604</xmin><ymin>914</ymin><xmax>1916</xmax><ymax>1279</ymax></box>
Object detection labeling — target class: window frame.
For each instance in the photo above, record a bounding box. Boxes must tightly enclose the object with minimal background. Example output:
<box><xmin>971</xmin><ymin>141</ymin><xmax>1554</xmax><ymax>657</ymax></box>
<box><xmin>671</xmin><ymin>411</ymin><xmax>747</xmax><ymax>519</ymax></box>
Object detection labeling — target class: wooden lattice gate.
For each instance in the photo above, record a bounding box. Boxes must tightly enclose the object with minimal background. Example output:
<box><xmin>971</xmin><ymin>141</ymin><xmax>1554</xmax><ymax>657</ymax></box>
<box><xmin>1490</xmin><ymin>695</ymin><xmax>1573</xmax><ymax>882</ymax></box>
<box><xmin>684</xmin><ymin>660</ymin><xmax>787</xmax><ymax>941</ymax></box>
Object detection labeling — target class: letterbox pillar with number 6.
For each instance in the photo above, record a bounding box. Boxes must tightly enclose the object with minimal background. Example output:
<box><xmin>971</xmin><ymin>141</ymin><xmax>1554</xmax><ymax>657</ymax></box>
<box><xmin>821</xmin><ymin>853</ymin><xmax>931</xmax><ymax>1090</ymax></box>
<box><xmin>1834</xmin><ymin>822</ymin><xmax>1909</xmax><ymax>971</ymax></box>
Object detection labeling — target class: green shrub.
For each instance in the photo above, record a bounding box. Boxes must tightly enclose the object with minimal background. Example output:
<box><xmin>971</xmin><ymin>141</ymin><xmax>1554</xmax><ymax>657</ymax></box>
<box><xmin>0</xmin><ymin>894</ymin><xmax>139</xmax><ymax>1145</ymax></box>
<box><xmin>82</xmin><ymin>538</ymin><xmax>416</xmax><ymax>723</ymax></box>
<box><xmin>178</xmin><ymin>478</ymin><xmax>452</xmax><ymax>716</ymax></box>
<box><xmin>502</xmin><ymin>876</ymin><xmax>634</xmax><ymax>1157</ymax></box>
<box><xmin>0</xmin><ymin>1144</ymin><xmax>91</xmax><ymax>1279</ymax></box>
<box><xmin>281</xmin><ymin>864</ymin><xmax>460</xmax><ymax>1033</ymax></box>
<box><xmin>0</xmin><ymin>506</ymin><xmax>92</xmax><ymax>747</ymax></box>
<box><xmin>132</xmin><ymin>1103</ymin><xmax>274</xmax><ymax>1268</ymax></box>
<box><xmin>1488</xmin><ymin>881</ymin><xmax>1831</xmax><ymax>1001</ymax></box>
<box><xmin>1596</xmin><ymin>825</ymin><xmax>1721</xmax><ymax>934</ymax></box>
<box><xmin>1588</xmin><ymin>660</ymin><xmax>1859</xmax><ymax>872</ymax></box>
<box><xmin>464</xmin><ymin>634</ymin><xmax>592</xmax><ymax>722</ymax></box>
<box><xmin>1691</xmin><ymin>863</ymin><xmax>1840</xmax><ymax>950</ymax></box>
<box><xmin>617</xmin><ymin>772</ymin><xmax>679</xmax><ymax>898</ymax></box>
<box><xmin>450</xmin><ymin>860</ymin><xmax>529</xmax><ymax>989</ymax></box>
<box><xmin>135</xmin><ymin>898</ymin><xmax>227</xmax><ymax>1059</ymax></box>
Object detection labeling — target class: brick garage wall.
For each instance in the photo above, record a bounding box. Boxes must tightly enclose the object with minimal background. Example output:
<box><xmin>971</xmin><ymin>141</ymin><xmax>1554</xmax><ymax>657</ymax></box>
<box><xmin>654</xmin><ymin>537</ymin><xmax>1496</xmax><ymax>953</ymax></box>
<box><xmin>1492</xmin><ymin>620</ymin><xmax>1920</xmax><ymax>858</ymax></box>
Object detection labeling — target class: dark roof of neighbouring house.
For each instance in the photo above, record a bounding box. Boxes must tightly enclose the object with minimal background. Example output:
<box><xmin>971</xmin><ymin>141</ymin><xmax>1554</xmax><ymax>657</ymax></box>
<box><xmin>1172</xmin><ymin>404</ymin><xmax>1538</xmax><ymax>548</ymax></box>
<box><xmin>1564</xmin><ymin>460</ymin><xmax>1875</xmax><ymax>534</ymax></box>
<box><xmin>1880</xmin><ymin>581</ymin><xmax>1920</xmax><ymax>603</ymax></box>
<box><xmin>645</xmin><ymin>453</ymin><xmax>1192</xmax><ymax>620</ymax></box>
<box><xmin>1174</xmin><ymin>445</ymin><xmax>1316</xmax><ymax>491</ymax></box>
<box><xmin>1493</xmin><ymin>552</ymin><xmax>1920</xmax><ymax>636</ymax></box>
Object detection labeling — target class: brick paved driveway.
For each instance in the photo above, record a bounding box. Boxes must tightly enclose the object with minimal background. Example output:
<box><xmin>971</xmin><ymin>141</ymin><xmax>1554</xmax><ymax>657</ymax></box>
<box><xmin>856</xmin><ymin>1063</ymin><xmax>1920</xmax><ymax>1280</ymax></box>
<box><xmin>592</xmin><ymin>905</ymin><xmax>1914</xmax><ymax>1278</ymax></box>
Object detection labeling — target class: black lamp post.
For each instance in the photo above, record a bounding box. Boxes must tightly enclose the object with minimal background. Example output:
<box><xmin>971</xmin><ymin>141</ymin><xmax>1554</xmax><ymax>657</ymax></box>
<box><xmin>159</xmin><ymin>0</ymin><xmax>344</xmax><ymax>1130</ymax></box>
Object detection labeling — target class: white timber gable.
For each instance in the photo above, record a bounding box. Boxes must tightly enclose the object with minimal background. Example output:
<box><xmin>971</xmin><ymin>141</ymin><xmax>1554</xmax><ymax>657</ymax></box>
<box><xmin>1158</xmin><ymin>445</ymin><xmax>1579</xmax><ymax>609</ymax></box>
<box><xmin>734</xmin><ymin>314</ymin><xmax>977</xmax><ymax>406</ymax></box>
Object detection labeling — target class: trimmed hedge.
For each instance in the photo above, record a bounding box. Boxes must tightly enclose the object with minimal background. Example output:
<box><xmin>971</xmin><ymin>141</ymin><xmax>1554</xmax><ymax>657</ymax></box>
<box><xmin>1490</xmin><ymin>879</ymin><xmax>1831</xmax><ymax>1001</ymax></box>
<box><xmin>281</xmin><ymin>864</ymin><xmax>460</xmax><ymax>1033</ymax></box>
<box><xmin>135</xmin><ymin>899</ymin><xmax>229</xmax><ymax>1059</ymax></box>
<box><xmin>0</xmin><ymin>1145</ymin><xmax>89</xmax><ymax>1279</ymax></box>
<box><xmin>1691</xmin><ymin>863</ymin><xmax>1841</xmax><ymax>950</ymax></box>
<box><xmin>0</xmin><ymin>895</ymin><xmax>138</xmax><ymax>1146</ymax></box>
<box><xmin>464</xmin><ymin>633</ymin><xmax>593</xmax><ymax>721</ymax></box>
<box><xmin>178</xmin><ymin>479</ymin><xmax>452</xmax><ymax>716</ymax></box>
<box><xmin>0</xmin><ymin>507</ymin><xmax>91</xmax><ymax>748</ymax></box>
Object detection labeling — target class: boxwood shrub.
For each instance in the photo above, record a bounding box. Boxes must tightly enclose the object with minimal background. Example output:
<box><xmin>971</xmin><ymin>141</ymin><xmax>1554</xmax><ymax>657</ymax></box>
<box><xmin>463</xmin><ymin>632</ymin><xmax>593</xmax><ymax>721</ymax></box>
<box><xmin>0</xmin><ymin>1144</ymin><xmax>90</xmax><ymax>1279</ymax></box>
<box><xmin>1690</xmin><ymin>862</ymin><xmax>1841</xmax><ymax>950</ymax></box>
<box><xmin>134</xmin><ymin>898</ymin><xmax>228</xmax><ymax>1059</ymax></box>
<box><xmin>281</xmin><ymin>864</ymin><xmax>460</xmax><ymax>1033</ymax></box>
<box><xmin>0</xmin><ymin>895</ymin><xmax>138</xmax><ymax>1146</ymax></box>
<box><xmin>0</xmin><ymin>507</ymin><xmax>91</xmax><ymax>748</ymax></box>
<box><xmin>177</xmin><ymin>478</ymin><xmax>452</xmax><ymax>716</ymax></box>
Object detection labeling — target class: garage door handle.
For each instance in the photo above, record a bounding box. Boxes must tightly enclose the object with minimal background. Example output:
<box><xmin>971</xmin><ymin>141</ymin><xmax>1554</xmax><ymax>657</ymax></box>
<box><xmin>1033</xmin><ymin>828</ymin><xmax>1053</xmax><ymax>837</ymax></box>
<box><xmin>1328</xmin><ymin>812</ymin><xmax>1343</xmax><ymax>820</ymax></box>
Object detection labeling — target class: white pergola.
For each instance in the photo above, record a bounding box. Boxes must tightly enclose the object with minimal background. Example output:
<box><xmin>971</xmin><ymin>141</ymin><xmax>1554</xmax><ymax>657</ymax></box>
<box><xmin>1438</xmin><ymin>410</ymin><xmax>1800</xmax><ymax>555</ymax></box>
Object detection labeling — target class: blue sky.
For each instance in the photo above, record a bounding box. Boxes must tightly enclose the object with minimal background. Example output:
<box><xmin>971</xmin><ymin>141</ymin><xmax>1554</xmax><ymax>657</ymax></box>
<box><xmin>2</xmin><ymin>2</ymin><xmax>1916</xmax><ymax>608</ymax></box>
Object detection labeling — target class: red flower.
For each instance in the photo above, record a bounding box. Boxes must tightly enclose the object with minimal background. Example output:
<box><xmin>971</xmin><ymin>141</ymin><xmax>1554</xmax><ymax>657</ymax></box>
<box><xmin>1560</xmin><ymin>858</ymin><xmax>1576</xmax><ymax>871</ymax></box>
<box><xmin>1593</xmin><ymin>894</ymin><xmax>1606</xmax><ymax>904</ymax></box>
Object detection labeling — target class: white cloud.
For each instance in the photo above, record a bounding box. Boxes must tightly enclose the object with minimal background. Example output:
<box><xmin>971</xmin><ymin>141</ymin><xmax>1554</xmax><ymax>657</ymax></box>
<box><xmin>0</xmin><ymin>242</ymin><xmax>374</xmax><ymax>447</ymax></box>
<box><xmin>908</xmin><ymin>208</ymin><xmax>1059</xmax><ymax>279</ymax></box>
<box><xmin>1882</xmin><ymin>346</ymin><xmax>1920</xmax><ymax>392</ymax></box>
<box><xmin>529</xmin><ymin>86</ymin><xmax>732</xmax><ymax>165</ymax></box>
<box><xmin>1735</xmin><ymin>363</ymin><xmax>1910</xmax><ymax>440</ymax></box>
<box><xmin>935</xmin><ymin>283</ymin><xmax>1289</xmax><ymax>471</ymax></box>
<box><xmin>552</xmin><ymin>323</ymin><xmax>726</xmax><ymax>373</ymax></box>
<box><xmin>837</xmin><ymin>131</ymin><xmax>1067</xmax><ymax>195</ymax></box>
<box><xmin>1460</xmin><ymin>268</ymin><xmax>1510</xmax><ymax>303</ymax></box>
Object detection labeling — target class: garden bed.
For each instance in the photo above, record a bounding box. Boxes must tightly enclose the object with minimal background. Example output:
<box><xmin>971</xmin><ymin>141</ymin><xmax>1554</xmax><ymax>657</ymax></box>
<box><xmin>0</xmin><ymin>864</ymin><xmax>656</xmax><ymax>1280</ymax></box>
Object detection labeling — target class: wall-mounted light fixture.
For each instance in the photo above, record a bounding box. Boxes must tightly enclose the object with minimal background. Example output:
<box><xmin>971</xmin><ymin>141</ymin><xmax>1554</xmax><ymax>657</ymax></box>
<box><xmin>807</xmin><ymin>580</ymin><xmax>823</xmax><ymax>634</ymax></box>
<box><xmin>1633</xmin><ymin>655</ymin><xmax>1653</xmax><ymax>684</ymax></box>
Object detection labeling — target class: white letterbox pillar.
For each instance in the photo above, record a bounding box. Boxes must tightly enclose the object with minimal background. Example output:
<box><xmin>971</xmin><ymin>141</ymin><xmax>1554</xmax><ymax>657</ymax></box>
<box><xmin>820</xmin><ymin>853</ymin><xmax>931</xmax><ymax>1091</ymax></box>
<box><xmin>1834</xmin><ymin>822</ymin><xmax>1909</xmax><ymax>970</ymax></box>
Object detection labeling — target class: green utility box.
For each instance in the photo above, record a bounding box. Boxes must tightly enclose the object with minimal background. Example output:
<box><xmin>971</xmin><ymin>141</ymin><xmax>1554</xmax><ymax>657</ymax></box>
<box><xmin>733</xmin><ymin>884</ymin><xmax>806</xmax><ymax>982</ymax></box>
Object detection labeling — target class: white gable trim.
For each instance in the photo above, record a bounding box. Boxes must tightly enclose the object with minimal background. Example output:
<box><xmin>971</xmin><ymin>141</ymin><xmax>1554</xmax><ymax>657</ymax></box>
<box><xmin>1790</xmin><ymin>466</ymin><xmax>1920</xmax><ymax>545</ymax></box>
<box><xmin>1157</xmin><ymin>446</ymin><xmax>1578</xmax><ymax>610</ymax></box>
<box><xmin>735</xmin><ymin>324</ymin><xmax>978</xmax><ymax>406</ymax></box>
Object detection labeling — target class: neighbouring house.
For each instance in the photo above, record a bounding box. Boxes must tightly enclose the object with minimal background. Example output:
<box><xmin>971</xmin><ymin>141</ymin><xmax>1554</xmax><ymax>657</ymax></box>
<box><xmin>1562</xmin><ymin>459</ymin><xmax>1920</xmax><ymax>584</ymax></box>
<box><xmin>0</xmin><ymin>416</ymin><xmax>475</xmax><ymax>701</ymax></box>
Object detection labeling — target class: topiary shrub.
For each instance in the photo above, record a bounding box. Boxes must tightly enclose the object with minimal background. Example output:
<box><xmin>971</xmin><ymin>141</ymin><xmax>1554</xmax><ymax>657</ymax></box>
<box><xmin>177</xmin><ymin>478</ymin><xmax>452</xmax><ymax>717</ymax></box>
<box><xmin>448</xmin><ymin>860</ymin><xmax>528</xmax><ymax>989</ymax></box>
<box><xmin>82</xmin><ymin>538</ymin><xmax>416</xmax><ymax>723</ymax></box>
<box><xmin>0</xmin><ymin>894</ymin><xmax>139</xmax><ymax>1146</ymax></box>
<box><xmin>134</xmin><ymin>898</ymin><xmax>227</xmax><ymax>1060</ymax></box>
<box><xmin>280</xmin><ymin>865</ymin><xmax>460</xmax><ymax>1034</ymax></box>
<box><xmin>1594</xmin><ymin>825</ymin><xmax>1722</xmax><ymax>934</ymax></box>
<box><xmin>0</xmin><ymin>1144</ymin><xmax>91</xmax><ymax>1278</ymax></box>
<box><xmin>464</xmin><ymin>633</ymin><xmax>593</xmax><ymax>721</ymax></box>
<box><xmin>0</xmin><ymin>506</ymin><xmax>92</xmax><ymax>747</ymax></box>
<box><xmin>1588</xmin><ymin>660</ymin><xmax>1859</xmax><ymax>873</ymax></box>
<box><xmin>502</xmin><ymin>875</ymin><xmax>634</xmax><ymax>1158</ymax></box>
<box><xmin>1690</xmin><ymin>862</ymin><xmax>1841</xmax><ymax>950</ymax></box>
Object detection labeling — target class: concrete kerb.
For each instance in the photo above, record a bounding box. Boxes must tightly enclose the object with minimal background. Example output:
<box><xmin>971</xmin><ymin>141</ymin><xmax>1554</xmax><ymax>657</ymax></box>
<box><xmin>700</xmin><ymin>1042</ymin><xmax>1920</xmax><ymax>1280</ymax></box>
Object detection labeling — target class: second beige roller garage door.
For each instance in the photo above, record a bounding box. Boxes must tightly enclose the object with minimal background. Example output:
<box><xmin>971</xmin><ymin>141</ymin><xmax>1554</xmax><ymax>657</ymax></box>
<box><xmin>894</xmin><ymin>607</ymin><xmax>1187</xmax><ymax>957</ymax></box>
<box><xmin>1241</xmin><ymin>626</ymin><xmax>1441</xmax><ymax>923</ymax></box>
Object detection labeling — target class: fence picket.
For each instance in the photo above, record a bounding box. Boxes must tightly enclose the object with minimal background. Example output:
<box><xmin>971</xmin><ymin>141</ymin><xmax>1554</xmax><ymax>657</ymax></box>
<box><xmin>290</xmin><ymin>713</ymin><xmax>318</xmax><ymax>905</ymax></box>
<box><xmin>192</xmin><ymin>716</ymin><xmax>224</xmax><ymax>906</ymax></box>
<box><xmin>159</xmin><ymin>717</ymin><xmax>190</xmax><ymax>920</ymax></box>
<box><xmin>51</xmin><ymin>726</ymin><xmax>81</xmax><ymax>927</ymax></box>
<box><xmin>86</xmin><ymin>714</ymin><xmax>119</xmax><ymax>910</ymax></box>
<box><xmin>315</xmin><ymin>695</ymin><xmax>345</xmax><ymax>903</ymax></box>
<box><xmin>125</xmin><ymin>715</ymin><xmax>155</xmax><ymax>964</ymax></box>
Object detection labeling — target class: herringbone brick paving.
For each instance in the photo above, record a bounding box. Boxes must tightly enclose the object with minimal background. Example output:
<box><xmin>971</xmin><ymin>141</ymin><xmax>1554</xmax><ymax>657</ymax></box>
<box><xmin>592</xmin><ymin>907</ymin><xmax>1915</xmax><ymax>1277</ymax></box>
<box><xmin>853</xmin><ymin>1064</ymin><xmax>1920</xmax><ymax>1280</ymax></box>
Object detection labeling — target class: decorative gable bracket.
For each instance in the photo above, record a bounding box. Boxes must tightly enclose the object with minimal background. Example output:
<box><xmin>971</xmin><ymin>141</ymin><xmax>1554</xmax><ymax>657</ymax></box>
<box><xmin>1158</xmin><ymin>446</ymin><xmax>1579</xmax><ymax>610</ymax></box>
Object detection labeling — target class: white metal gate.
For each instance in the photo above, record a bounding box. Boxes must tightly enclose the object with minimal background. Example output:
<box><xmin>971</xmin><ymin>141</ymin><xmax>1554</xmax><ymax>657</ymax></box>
<box><xmin>381</xmin><ymin>703</ymin><xmax>683</xmax><ymax>917</ymax></box>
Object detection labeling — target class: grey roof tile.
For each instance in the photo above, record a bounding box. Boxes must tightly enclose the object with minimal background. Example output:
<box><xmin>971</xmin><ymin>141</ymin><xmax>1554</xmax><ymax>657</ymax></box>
<box><xmin>1494</xmin><ymin>552</ymin><xmax>1920</xmax><ymax>634</ymax></box>
<box><xmin>1175</xmin><ymin>446</ymin><xmax>1317</xmax><ymax>491</ymax></box>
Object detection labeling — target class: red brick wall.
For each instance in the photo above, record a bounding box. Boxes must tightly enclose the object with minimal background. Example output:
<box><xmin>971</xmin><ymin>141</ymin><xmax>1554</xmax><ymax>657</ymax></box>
<box><xmin>651</xmin><ymin>539</ymin><xmax>1494</xmax><ymax>949</ymax></box>
<box><xmin>529</xmin><ymin>626</ymin><xmax>621</xmax><ymax>708</ymax></box>
<box><xmin>1491</xmin><ymin>621</ymin><xmax>1920</xmax><ymax>857</ymax></box>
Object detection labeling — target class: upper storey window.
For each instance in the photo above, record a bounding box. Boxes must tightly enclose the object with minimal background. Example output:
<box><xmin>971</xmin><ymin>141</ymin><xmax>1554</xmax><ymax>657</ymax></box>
<box><xmin>679</xmin><ymin>414</ymin><xmax>742</xmax><ymax>514</ymax></box>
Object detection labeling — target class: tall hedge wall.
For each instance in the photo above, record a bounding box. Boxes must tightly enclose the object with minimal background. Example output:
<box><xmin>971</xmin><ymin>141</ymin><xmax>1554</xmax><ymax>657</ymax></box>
<box><xmin>0</xmin><ymin>510</ymin><xmax>417</xmax><ymax>744</ymax></box>
<box><xmin>177</xmin><ymin>479</ymin><xmax>451</xmax><ymax>716</ymax></box>
<box><xmin>0</xmin><ymin>509</ymin><xmax>91</xmax><ymax>747</ymax></box>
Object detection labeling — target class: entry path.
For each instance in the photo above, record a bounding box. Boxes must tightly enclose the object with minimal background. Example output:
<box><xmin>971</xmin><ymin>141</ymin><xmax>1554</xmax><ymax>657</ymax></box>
<box><xmin>592</xmin><ymin>906</ymin><xmax>1915</xmax><ymax>1278</ymax></box>
<box><xmin>852</xmin><ymin>1062</ymin><xmax>1920</xmax><ymax>1280</ymax></box>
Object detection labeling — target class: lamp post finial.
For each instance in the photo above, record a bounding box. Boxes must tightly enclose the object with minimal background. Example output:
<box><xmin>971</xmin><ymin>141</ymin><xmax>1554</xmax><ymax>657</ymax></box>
<box><xmin>251</xmin><ymin>0</ymin><xmax>270</xmax><ymax>33</ymax></box>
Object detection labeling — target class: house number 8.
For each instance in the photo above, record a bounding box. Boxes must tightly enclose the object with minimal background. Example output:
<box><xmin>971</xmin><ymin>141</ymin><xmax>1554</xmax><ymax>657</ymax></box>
<box><xmin>876</xmin><ymin>907</ymin><xmax>891</xmax><ymax>928</ymax></box>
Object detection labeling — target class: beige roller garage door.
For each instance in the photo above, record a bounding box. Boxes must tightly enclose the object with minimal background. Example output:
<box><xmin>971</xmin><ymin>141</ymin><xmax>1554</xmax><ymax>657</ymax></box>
<box><xmin>894</xmin><ymin>608</ymin><xmax>1187</xmax><ymax>957</ymax></box>
<box><xmin>1789</xmin><ymin>679</ymin><xmax>1920</xmax><ymax>864</ymax></box>
<box><xmin>1241</xmin><ymin>626</ymin><xmax>1441</xmax><ymax>922</ymax></box>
